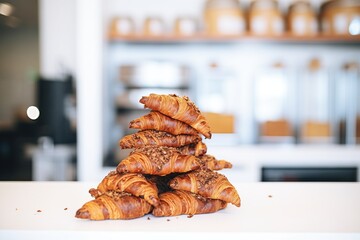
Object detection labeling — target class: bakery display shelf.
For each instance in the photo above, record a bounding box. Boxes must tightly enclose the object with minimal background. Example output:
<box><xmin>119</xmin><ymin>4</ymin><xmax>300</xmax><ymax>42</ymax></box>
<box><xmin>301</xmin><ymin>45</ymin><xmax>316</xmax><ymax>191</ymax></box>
<box><xmin>108</xmin><ymin>33</ymin><xmax>360</xmax><ymax>44</ymax></box>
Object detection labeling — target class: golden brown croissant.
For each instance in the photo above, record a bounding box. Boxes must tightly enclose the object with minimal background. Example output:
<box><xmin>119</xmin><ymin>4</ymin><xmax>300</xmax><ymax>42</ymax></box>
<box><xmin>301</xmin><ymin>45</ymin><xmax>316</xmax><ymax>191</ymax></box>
<box><xmin>117</xmin><ymin>146</ymin><xmax>200</xmax><ymax>176</ymax></box>
<box><xmin>119</xmin><ymin>130</ymin><xmax>201</xmax><ymax>149</ymax></box>
<box><xmin>129</xmin><ymin>111</ymin><xmax>199</xmax><ymax>136</ymax></box>
<box><xmin>152</xmin><ymin>190</ymin><xmax>227</xmax><ymax>217</ymax></box>
<box><xmin>178</xmin><ymin>141</ymin><xmax>207</xmax><ymax>157</ymax></box>
<box><xmin>75</xmin><ymin>192</ymin><xmax>152</xmax><ymax>220</ymax></box>
<box><xmin>89</xmin><ymin>171</ymin><xmax>159</xmax><ymax>207</ymax></box>
<box><xmin>197</xmin><ymin>154</ymin><xmax>233</xmax><ymax>170</ymax></box>
<box><xmin>139</xmin><ymin>94</ymin><xmax>212</xmax><ymax>139</ymax></box>
<box><xmin>169</xmin><ymin>169</ymin><xmax>240</xmax><ymax>207</ymax></box>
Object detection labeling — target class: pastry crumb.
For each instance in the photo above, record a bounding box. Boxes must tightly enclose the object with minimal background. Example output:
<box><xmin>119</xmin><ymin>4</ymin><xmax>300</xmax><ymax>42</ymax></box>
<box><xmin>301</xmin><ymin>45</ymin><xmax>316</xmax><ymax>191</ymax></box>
<box><xmin>187</xmin><ymin>215</ymin><xmax>193</xmax><ymax>218</ymax></box>
<box><xmin>37</xmin><ymin>210</ymin><xmax>42</xmax><ymax>212</ymax></box>
<box><xmin>64</xmin><ymin>208</ymin><xmax>68</xmax><ymax>210</ymax></box>
<box><xmin>268</xmin><ymin>195</ymin><xmax>273</xmax><ymax>198</ymax></box>
<box><xmin>147</xmin><ymin>217</ymin><xmax>151</xmax><ymax>220</ymax></box>
<box><xmin>15</xmin><ymin>208</ymin><xmax>18</xmax><ymax>211</ymax></box>
<box><xmin>166</xmin><ymin>219</ymin><xmax>170</xmax><ymax>221</ymax></box>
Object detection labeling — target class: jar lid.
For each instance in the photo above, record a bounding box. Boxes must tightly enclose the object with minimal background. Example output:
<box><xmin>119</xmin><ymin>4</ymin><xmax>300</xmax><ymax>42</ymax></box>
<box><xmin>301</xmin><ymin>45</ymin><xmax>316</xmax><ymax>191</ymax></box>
<box><xmin>343</xmin><ymin>61</ymin><xmax>359</xmax><ymax>70</ymax></box>
<box><xmin>308</xmin><ymin>58</ymin><xmax>321</xmax><ymax>71</ymax></box>
<box><xmin>250</xmin><ymin>0</ymin><xmax>279</xmax><ymax>10</ymax></box>
<box><xmin>321</xmin><ymin>0</ymin><xmax>360</xmax><ymax>13</ymax></box>
<box><xmin>289</xmin><ymin>1</ymin><xmax>313</xmax><ymax>13</ymax></box>
<box><xmin>204</xmin><ymin>0</ymin><xmax>241</xmax><ymax>9</ymax></box>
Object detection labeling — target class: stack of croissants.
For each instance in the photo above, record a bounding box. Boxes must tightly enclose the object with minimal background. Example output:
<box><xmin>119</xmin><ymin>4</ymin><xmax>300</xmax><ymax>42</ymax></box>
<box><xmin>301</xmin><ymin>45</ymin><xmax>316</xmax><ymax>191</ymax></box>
<box><xmin>75</xmin><ymin>93</ymin><xmax>241</xmax><ymax>220</ymax></box>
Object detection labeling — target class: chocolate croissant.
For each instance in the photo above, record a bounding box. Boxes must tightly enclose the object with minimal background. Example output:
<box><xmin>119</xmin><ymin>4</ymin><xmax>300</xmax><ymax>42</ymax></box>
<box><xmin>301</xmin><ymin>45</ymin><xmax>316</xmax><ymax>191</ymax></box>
<box><xmin>139</xmin><ymin>94</ymin><xmax>212</xmax><ymax>139</ymax></box>
<box><xmin>89</xmin><ymin>171</ymin><xmax>159</xmax><ymax>207</ymax></box>
<box><xmin>152</xmin><ymin>190</ymin><xmax>227</xmax><ymax>217</ymax></box>
<box><xmin>169</xmin><ymin>169</ymin><xmax>240</xmax><ymax>207</ymax></box>
<box><xmin>129</xmin><ymin>111</ymin><xmax>199</xmax><ymax>136</ymax></box>
<box><xmin>119</xmin><ymin>130</ymin><xmax>201</xmax><ymax>149</ymax></box>
<box><xmin>117</xmin><ymin>146</ymin><xmax>200</xmax><ymax>176</ymax></box>
<box><xmin>75</xmin><ymin>192</ymin><xmax>152</xmax><ymax>220</ymax></box>
<box><xmin>178</xmin><ymin>141</ymin><xmax>207</xmax><ymax>157</ymax></box>
<box><xmin>197</xmin><ymin>154</ymin><xmax>233</xmax><ymax>171</ymax></box>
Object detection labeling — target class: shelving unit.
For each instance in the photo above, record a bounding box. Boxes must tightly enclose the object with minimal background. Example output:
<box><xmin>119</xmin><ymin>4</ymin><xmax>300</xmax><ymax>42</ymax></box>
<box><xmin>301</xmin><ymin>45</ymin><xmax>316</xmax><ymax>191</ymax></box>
<box><xmin>108</xmin><ymin>33</ymin><xmax>360</xmax><ymax>44</ymax></box>
<box><xmin>106</xmin><ymin>33</ymin><xmax>360</xmax><ymax>149</ymax></box>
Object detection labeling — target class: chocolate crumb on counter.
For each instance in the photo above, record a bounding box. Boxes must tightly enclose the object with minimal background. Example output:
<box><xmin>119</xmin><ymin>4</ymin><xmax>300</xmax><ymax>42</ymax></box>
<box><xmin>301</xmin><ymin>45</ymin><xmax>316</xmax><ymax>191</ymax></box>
<box><xmin>187</xmin><ymin>215</ymin><xmax>193</xmax><ymax>218</ymax></box>
<box><xmin>37</xmin><ymin>210</ymin><xmax>42</xmax><ymax>212</ymax></box>
<box><xmin>147</xmin><ymin>217</ymin><xmax>151</xmax><ymax>220</ymax></box>
<box><xmin>64</xmin><ymin>208</ymin><xmax>68</xmax><ymax>210</ymax></box>
<box><xmin>268</xmin><ymin>195</ymin><xmax>273</xmax><ymax>198</ymax></box>
<box><xmin>167</xmin><ymin>219</ymin><xmax>170</xmax><ymax>221</ymax></box>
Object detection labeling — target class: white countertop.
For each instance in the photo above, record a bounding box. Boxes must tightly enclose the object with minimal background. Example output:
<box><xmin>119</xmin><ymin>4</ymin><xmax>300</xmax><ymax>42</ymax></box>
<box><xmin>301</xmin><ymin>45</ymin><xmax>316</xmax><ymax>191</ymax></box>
<box><xmin>0</xmin><ymin>181</ymin><xmax>359</xmax><ymax>240</ymax></box>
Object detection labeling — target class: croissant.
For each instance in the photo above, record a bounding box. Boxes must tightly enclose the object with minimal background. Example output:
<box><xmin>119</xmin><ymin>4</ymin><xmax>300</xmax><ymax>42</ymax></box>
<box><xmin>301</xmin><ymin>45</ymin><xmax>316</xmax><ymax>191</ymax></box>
<box><xmin>152</xmin><ymin>190</ymin><xmax>227</xmax><ymax>217</ymax></box>
<box><xmin>139</xmin><ymin>94</ymin><xmax>212</xmax><ymax>139</ymax></box>
<box><xmin>119</xmin><ymin>130</ymin><xmax>201</xmax><ymax>149</ymax></box>
<box><xmin>169</xmin><ymin>169</ymin><xmax>240</xmax><ymax>207</ymax></box>
<box><xmin>197</xmin><ymin>154</ymin><xmax>233</xmax><ymax>171</ymax></box>
<box><xmin>75</xmin><ymin>192</ymin><xmax>152</xmax><ymax>220</ymax></box>
<box><xmin>117</xmin><ymin>146</ymin><xmax>200</xmax><ymax>176</ymax></box>
<box><xmin>178</xmin><ymin>141</ymin><xmax>207</xmax><ymax>157</ymax></box>
<box><xmin>129</xmin><ymin>111</ymin><xmax>199</xmax><ymax>136</ymax></box>
<box><xmin>89</xmin><ymin>171</ymin><xmax>159</xmax><ymax>207</ymax></box>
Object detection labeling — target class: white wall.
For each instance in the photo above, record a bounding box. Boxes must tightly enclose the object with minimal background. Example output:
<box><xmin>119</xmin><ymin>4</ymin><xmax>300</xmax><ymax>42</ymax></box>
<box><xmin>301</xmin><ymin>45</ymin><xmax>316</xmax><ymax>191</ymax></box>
<box><xmin>76</xmin><ymin>0</ymin><xmax>104</xmax><ymax>181</ymax></box>
<box><xmin>39</xmin><ymin>0</ymin><xmax>76</xmax><ymax>79</ymax></box>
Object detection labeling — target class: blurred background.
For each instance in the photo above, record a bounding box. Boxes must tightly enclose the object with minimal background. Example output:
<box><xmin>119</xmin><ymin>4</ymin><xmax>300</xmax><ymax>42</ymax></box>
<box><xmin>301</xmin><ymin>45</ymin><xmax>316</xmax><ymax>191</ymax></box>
<box><xmin>0</xmin><ymin>0</ymin><xmax>359</xmax><ymax>182</ymax></box>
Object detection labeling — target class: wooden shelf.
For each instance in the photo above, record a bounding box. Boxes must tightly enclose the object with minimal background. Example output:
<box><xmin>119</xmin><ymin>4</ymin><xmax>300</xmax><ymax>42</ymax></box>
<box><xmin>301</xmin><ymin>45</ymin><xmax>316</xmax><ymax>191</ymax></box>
<box><xmin>108</xmin><ymin>33</ymin><xmax>360</xmax><ymax>44</ymax></box>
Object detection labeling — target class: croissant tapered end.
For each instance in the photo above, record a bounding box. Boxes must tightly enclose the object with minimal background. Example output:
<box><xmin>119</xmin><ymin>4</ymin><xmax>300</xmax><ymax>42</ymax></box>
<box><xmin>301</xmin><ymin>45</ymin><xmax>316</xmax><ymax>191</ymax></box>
<box><xmin>129</xmin><ymin>119</ymin><xmax>141</xmax><ymax>128</ymax></box>
<box><xmin>197</xmin><ymin>155</ymin><xmax>233</xmax><ymax>171</ymax></box>
<box><xmin>75</xmin><ymin>208</ymin><xmax>90</xmax><ymax>219</ymax></box>
<box><xmin>116</xmin><ymin>163</ymin><xmax>129</xmax><ymax>174</ymax></box>
<box><xmin>221</xmin><ymin>160</ymin><xmax>233</xmax><ymax>169</ymax></box>
<box><xmin>179</xmin><ymin>141</ymin><xmax>207</xmax><ymax>156</ymax></box>
<box><xmin>75</xmin><ymin>194</ymin><xmax>152</xmax><ymax>220</ymax></box>
<box><xmin>139</xmin><ymin>96</ymin><xmax>148</xmax><ymax>105</ymax></box>
<box><xmin>89</xmin><ymin>188</ymin><xmax>100</xmax><ymax>198</ymax></box>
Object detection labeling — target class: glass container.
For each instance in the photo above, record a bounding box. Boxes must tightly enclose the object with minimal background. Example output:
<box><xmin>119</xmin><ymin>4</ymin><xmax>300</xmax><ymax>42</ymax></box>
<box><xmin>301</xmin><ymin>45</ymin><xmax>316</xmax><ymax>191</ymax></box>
<box><xmin>248</xmin><ymin>0</ymin><xmax>284</xmax><ymax>35</ymax></box>
<box><xmin>287</xmin><ymin>1</ymin><xmax>318</xmax><ymax>36</ymax></box>
<box><xmin>198</xmin><ymin>61</ymin><xmax>238</xmax><ymax>135</ymax></box>
<box><xmin>336</xmin><ymin>62</ymin><xmax>360</xmax><ymax>144</ymax></box>
<box><xmin>203</xmin><ymin>0</ymin><xmax>245</xmax><ymax>35</ymax></box>
<box><xmin>320</xmin><ymin>0</ymin><xmax>360</xmax><ymax>35</ymax></box>
<box><xmin>299</xmin><ymin>58</ymin><xmax>334</xmax><ymax>144</ymax></box>
<box><xmin>174</xmin><ymin>16</ymin><xmax>198</xmax><ymax>36</ymax></box>
<box><xmin>253</xmin><ymin>62</ymin><xmax>294</xmax><ymax>143</ymax></box>
<box><xmin>109</xmin><ymin>16</ymin><xmax>135</xmax><ymax>37</ymax></box>
<box><xmin>143</xmin><ymin>16</ymin><xmax>166</xmax><ymax>36</ymax></box>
